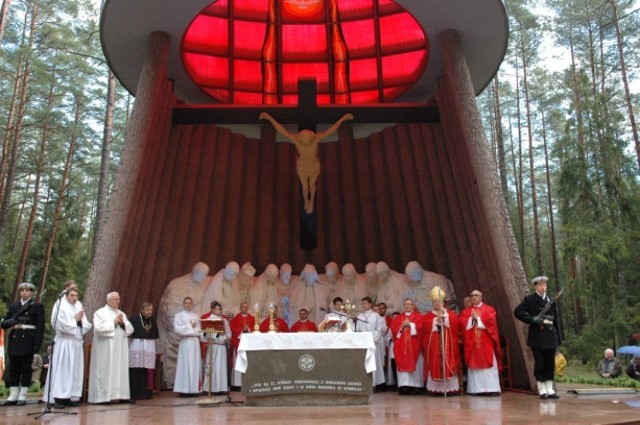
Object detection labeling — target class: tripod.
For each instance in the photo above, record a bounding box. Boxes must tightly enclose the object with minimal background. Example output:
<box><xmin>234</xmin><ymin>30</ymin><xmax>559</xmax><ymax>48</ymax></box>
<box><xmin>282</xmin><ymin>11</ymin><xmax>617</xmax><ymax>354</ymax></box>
<box><xmin>30</xmin><ymin>291</ymin><xmax>77</xmax><ymax>419</ymax></box>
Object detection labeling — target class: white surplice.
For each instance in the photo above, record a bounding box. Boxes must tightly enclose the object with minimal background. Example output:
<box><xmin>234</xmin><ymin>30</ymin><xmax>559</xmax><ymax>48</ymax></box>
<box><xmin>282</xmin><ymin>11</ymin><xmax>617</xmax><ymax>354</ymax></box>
<box><xmin>173</xmin><ymin>310</ymin><xmax>201</xmax><ymax>394</ymax></box>
<box><xmin>356</xmin><ymin>310</ymin><xmax>386</xmax><ymax>385</ymax></box>
<box><xmin>88</xmin><ymin>305</ymin><xmax>134</xmax><ymax>403</ymax></box>
<box><xmin>201</xmin><ymin>313</ymin><xmax>231</xmax><ymax>393</ymax></box>
<box><xmin>43</xmin><ymin>298</ymin><xmax>92</xmax><ymax>402</ymax></box>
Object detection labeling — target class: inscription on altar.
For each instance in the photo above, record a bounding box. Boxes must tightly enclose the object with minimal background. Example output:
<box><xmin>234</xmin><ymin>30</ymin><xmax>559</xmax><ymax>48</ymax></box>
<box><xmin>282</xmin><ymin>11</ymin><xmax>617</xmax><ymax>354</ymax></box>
<box><xmin>242</xmin><ymin>349</ymin><xmax>371</xmax><ymax>396</ymax></box>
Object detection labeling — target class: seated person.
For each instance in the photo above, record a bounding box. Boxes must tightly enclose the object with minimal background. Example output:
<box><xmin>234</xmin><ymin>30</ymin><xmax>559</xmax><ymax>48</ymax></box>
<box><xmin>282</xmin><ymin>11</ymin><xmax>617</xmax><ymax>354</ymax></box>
<box><xmin>290</xmin><ymin>309</ymin><xmax>318</xmax><ymax>332</ymax></box>
<box><xmin>626</xmin><ymin>355</ymin><xmax>640</xmax><ymax>381</ymax></box>
<box><xmin>555</xmin><ymin>350</ymin><xmax>567</xmax><ymax>377</ymax></box>
<box><xmin>259</xmin><ymin>306</ymin><xmax>290</xmax><ymax>333</ymax></box>
<box><xmin>596</xmin><ymin>348</ymin><xmax>622</xmax><ymax>378</ymax></box>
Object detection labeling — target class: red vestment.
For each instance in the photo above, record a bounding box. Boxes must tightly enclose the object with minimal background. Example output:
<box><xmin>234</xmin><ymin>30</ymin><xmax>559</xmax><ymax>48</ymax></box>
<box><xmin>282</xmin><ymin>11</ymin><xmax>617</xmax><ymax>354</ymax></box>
<box><xmin>390</xmin><ymin>311</ymin><xmax>423</xmax><ymax>372</ymax></box>
<box><xmin>422</xmin><ymin>310</ymin><xmax>460</xmax><ymax>381</ymax></box>
<box><xmin>290</xmin><ymin>320</ymin><xmax>318</xmax><ymax>332</ymax></box>
<box><xmin>260</xmin><ymin>317</ymin><xmax>290</xmax><ymax>333</ymax></box>
<box><xmin>229</xmin><ymin>313</ymin><xmax>256</xmax><ymax>350</ymax></box>
<box><xmin>458</xmin><ymin>303</ymin><xmax>502</xmax><ymax>370</ymax></box>
<box><xmin>384</xmin><ymin>315</ymin><xmax>393</xmax><ymax>330</ymax></box>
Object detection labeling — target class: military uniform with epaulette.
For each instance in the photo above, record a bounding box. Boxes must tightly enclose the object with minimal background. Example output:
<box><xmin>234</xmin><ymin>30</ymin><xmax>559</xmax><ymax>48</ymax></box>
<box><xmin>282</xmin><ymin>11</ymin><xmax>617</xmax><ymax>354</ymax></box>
<box><xmin>1</xmin><ymin>282</ymin><xmax>45</xmax><ymax>406</ymax></box>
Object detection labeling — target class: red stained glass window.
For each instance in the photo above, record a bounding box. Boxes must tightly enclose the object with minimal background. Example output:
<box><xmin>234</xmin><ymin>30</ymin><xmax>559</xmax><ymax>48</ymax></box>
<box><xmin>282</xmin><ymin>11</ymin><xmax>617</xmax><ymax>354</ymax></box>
<box><xmin>181</xmin><ymin>0</ymin><xmax>428</xmax><ymax>104</ymax></box>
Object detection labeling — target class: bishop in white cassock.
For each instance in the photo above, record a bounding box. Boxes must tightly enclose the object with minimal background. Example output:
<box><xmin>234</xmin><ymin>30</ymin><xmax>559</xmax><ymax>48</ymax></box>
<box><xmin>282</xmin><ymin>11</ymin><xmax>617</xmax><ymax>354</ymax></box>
<box><xmin>173</xmin><ymin>297</ymin><xmax>202</xmax><ymax>395</ymax></box>
<box><xmin>88</xmin><ymin>292</ymin><xmax>134</xmax><ymax>403</ymax></box>
<box><xmin>43</xmin><ymin>288</ymin><xmax>92</xmax><ymax>406</ymax></box>
<box><xmin>356</xmin><ymin>297</ymin><xmax>386</xmax><ymax>387</ymax></box>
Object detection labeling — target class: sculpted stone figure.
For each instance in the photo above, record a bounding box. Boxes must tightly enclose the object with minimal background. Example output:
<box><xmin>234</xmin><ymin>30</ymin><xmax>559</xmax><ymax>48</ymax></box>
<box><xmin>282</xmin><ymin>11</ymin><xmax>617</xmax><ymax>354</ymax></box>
<box><xmin>202</xmin><ymin>262</ymin><xmax>241</xmax><ymax>317</ymax></box>
<box><xmin>279</xmin><ymin>263</ymin><xmax>294</xmax><ymax>324</ymax></box>
<box><xmin>249</xmin><ymin>264</ymin><xmax>289</xmax><ymax>320</ymax></box>
<box><xmin>158</xmin><ymin>262</ymin><xmax>210</xmax><ymax>387</ymax></box>
<box><xmin>335</xmin><ymin>263</ymin><xmax>369</xmax><ymax>314</ymax></box>
<box><xmin>259</xmin><ymin>112</ymin><xmax>354</xmax><ymax>213</ymax></box>
<box><xmin>404</xmin><ymin>261</ymin><xmax>457</xmax><ymax>313</ymax></box>
<box><xmin>289</xmin><ymin>264</ymin><xmax>329</xmax><ymax>325</ymax></box>
<box><xmin>364</xmin><ymin>262</ymin><xmax>379</xmax><ymax>303</ymax></box>
<box><xmin>319</xmin><ymin>261</ymin><xmax>340</xmax><ymax>307</ymax></box>
<box><xmin>375</xmin><ymin>262</ymin><xmax>413</xmax><ymax>314</ymax></box>
<box><xmin>237</xmin><ymin>262</ymin><xmax>257</xmax><ymax>304</ymax></box>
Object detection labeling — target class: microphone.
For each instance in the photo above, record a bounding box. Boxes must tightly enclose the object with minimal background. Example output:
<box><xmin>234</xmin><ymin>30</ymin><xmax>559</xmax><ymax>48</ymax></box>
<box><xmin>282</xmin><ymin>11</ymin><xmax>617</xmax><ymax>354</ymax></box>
<box><xmin>58</xmin><ymin>289</ymin><xmax>67</xmax><ymax>298</ymax></box>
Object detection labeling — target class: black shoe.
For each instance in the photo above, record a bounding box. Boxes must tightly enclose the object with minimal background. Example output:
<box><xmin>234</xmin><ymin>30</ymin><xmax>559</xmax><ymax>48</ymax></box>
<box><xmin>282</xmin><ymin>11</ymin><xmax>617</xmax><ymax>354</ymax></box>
<box><xmin>540</xmin><ymin>394</ymin><xmax>549</xmax><ymax>400</ymax></box>
<box><xmin>66</xmin><ymin>400</ymin><xmax>81</xmax><ymax>407</ymax></box>
<box><xmin>375</xmin><ymin>384</ymin><xmax>388</xmax><ymax>392</ymax></box>
<box><xmin>54</xmin><ymin>401</ymin><xmax>66</xmax><ymax>409</ymax></box>
<box><xmin>16</xmin><ymin>400</ymin><xmax>26</xmax><ymax>406</ymax></box>
<box><xmin>120</xmin><ymin>399</ymin><xmax>136</xmax><ymax>404</ymax></box>
<box><xmin>547</xmin><ymin>393</ymin><xmax>560</xmax><ymax>399</ymax></box>
<box><xmin>2</xmin><ymin>400</ymin><xmax>18</xmax><ymax>406</ymax></box>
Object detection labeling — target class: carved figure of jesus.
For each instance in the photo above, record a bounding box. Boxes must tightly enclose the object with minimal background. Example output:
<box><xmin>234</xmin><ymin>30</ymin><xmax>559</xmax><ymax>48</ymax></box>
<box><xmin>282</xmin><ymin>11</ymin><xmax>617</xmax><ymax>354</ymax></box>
<box><xmin>260</xmin><ymin>112</ymin><xmax>354</xmax><ymax>213</ymax></box>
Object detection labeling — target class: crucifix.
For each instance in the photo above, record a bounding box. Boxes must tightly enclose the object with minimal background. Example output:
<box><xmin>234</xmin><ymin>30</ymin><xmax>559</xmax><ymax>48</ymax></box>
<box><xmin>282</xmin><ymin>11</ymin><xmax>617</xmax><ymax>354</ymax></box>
<box><xmin>173</xmin><ymin>78</ymin><xmax>440</xmax><ymax>251</ymax></box>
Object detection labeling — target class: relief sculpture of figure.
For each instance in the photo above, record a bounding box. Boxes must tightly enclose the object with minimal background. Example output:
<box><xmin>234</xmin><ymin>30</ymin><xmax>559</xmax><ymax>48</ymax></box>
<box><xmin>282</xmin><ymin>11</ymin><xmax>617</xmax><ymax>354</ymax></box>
<box><xmin>319</xmin><ymin>261</ymin><xmax>340</xmax><ymax>307</ymax></box>
<box><xmin>158</xmin><ymin>262</ymin><xmax>210</xmax><ymax>387</ymax></box>
<box><xmin>202</xmin><ymin>262</ymin><xmax>242</xmax><ymax>318</ymax></box>
<box><xmin>290</xmin><ymin>264</ymin><xmax>329</xmax><ymax>325</ymax></box>
<box><xmin>376</xmin><ymin>262</ymin><xmax>413</xmax><ymax>315</ymax></box>
<box><xmin>364</xmin><ymin>262</ymin><xmax>380</xmax><ymax>304</ymax></box>
<box><xmin>279</xmin><ymin>263</ymin><xmax>293</xmax><ymax>324</ymax></box>
<box><xmin>404</xmin><ymin>261</ymin><xmax>457</xmax><ymax>313</ymax></box>
<box><xmin>249</xmin><ymin>264</ymin><xmax>288</xmax><ymax>320</ymax></box>
<box><xmin>336</xmin><ymin>263</ymin><xmax>369</xmax><ymax>315</ymax></box>
<box><xmin>259</xmin><ymin>112</ymin><xmax>354</xmax><ymax>213</ymax></box>
<box><xmin>237</xmin><ymin>262</ymin><xmax>256</xmax><ymax>305</ymax></box>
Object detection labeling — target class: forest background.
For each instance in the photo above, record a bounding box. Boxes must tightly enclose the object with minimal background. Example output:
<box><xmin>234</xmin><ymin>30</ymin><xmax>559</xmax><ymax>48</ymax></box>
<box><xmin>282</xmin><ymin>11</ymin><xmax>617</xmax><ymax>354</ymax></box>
<box><xmin>0</xmin><ymin>0</ymin><xmax>638</xmax><ymax>367</ymax></box>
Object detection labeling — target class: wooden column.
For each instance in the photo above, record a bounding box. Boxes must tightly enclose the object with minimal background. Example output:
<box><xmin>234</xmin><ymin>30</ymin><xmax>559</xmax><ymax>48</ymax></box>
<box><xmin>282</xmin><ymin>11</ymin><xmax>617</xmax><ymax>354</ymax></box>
<box><xmin>437</xmin><ymin>29</ymin><xmax>534</xmax><ymax>390</ymax></box>
<box><xmin>85</xmin><ymin>31</ymin><xmax>173</xmax><ymax>315</ymax></box>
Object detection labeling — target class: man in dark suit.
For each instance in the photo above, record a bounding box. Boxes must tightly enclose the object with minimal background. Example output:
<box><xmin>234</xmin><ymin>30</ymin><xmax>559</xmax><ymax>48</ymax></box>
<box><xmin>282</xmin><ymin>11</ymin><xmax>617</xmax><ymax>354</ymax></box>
<box><xmin>1</xmin><ymin>282</ymin><xmax>45</xmax><ymax>406</ymax></box>
<box><xmin>514</xmin><ymin>276</ymin><xmax>561</xmax><ymax>400</ymax></box>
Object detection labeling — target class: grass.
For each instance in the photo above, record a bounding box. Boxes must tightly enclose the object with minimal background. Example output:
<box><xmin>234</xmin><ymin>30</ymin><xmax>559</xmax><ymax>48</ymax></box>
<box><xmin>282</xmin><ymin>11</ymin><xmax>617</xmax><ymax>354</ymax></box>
<box><xmin>556</xmin><ymin>359</ymin><xmax>640</xmax><ymax>389</ymax></box>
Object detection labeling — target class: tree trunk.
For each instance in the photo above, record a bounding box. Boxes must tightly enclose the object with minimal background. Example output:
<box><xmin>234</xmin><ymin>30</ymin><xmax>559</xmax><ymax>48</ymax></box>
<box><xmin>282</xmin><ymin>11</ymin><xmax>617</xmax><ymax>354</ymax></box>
<box><xmin>514</xmin><ymin>65</ymin><xmax>526</xmax><ymax>270</ymax></box>
<box><xmin>93</xmin><ymin>69</ymin><xmax>116</xmax><ymax>258</ymax></box>
<box><xmin>3</xmin><ymin>5</ymin><xmax>36</xmax><ymax>299</ymax></box>
<box><xmin>38</xmin><ymin>95</ymin><xmax>80</xmax><ymax>294</ymax></box>
<box><xmin>15</xmin><ymin>88</ymin><xmax>52</xmax><ymax>286</ymax></box>
<box><xmin>520</xmin><ymin>40</ymin><xmax>543</xmax><ymax>274</ymax></box>
<box><xmin>608</xmin><ymin>0</ymin><xmax>640</xmax><ymax>170</ymax></box>
<box><xmin>0</xmin><ymin>0</ymin><xmax>13</xmax><ymax>44</ymax></box>
<box><xmin>541</xmin><ymin>108</ymin><xmax>563</xmax><ymax>339</ymax></box>
<box><xmin>493</xmin><ymin>75</ymin><xmax>508</xmax><ymax>202</ymax></box>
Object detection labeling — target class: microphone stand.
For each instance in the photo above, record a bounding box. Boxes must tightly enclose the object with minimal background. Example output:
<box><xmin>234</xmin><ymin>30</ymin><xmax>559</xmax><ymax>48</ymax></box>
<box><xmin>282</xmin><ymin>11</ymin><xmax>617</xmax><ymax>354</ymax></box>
<box><xmin>224</xmin><ymin>338</ymin><xmax>244</xmax><ymax>407</ymax></box>
<box><xmin>30</xmin><ymin>291</ymin><xmax>77</xmax><ymax>418</ymax></box>
<box><xmin>319</xmin><ymin>308</ymin><xmax>370</xmax><ymax>325</ymax></box>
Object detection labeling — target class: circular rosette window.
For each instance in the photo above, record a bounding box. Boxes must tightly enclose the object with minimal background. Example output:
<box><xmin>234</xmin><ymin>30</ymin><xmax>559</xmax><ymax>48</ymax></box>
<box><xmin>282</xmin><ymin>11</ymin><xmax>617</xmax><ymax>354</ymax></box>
<box><xmin>181</xmin><ymin>0</ymin><xmax>429</xmax><ymax>105</ymax></box>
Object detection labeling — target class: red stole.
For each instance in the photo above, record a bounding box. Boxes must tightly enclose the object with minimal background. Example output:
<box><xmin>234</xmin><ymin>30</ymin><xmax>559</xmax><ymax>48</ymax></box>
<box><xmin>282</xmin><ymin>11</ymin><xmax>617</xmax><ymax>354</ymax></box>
<box><xmin>390</xmin><ymin>311</ymin><xmax>423</xmax><ymax>372</ymax></box>
<box><xmin>459</xmin><ymin>303</ymin><xmax>502</xmax><ymax>370</ymax></box>
<box><xmin>423</xmin><ymin>310</ymin><xmax>460</xmax><ymax>380</ymax></box>
<box><xmin>230</xmin><ymin>313</ymin><xmax>256</xmax><ymax>350</ymax></box>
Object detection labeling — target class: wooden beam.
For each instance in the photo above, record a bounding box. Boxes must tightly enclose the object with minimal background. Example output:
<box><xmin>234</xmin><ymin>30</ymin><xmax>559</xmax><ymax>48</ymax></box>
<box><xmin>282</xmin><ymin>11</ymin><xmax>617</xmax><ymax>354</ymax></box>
<box><xmin>172</xmin><ymin>104</ymin><xmax>440</xmax><ymax>125</ymax></box>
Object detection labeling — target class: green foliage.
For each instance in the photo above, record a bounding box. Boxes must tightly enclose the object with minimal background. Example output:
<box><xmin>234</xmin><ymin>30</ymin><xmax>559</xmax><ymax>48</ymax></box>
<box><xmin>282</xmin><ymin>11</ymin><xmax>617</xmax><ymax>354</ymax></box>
<box><xmin>482</xmin><ymin>0</ymin><xmax>640</xmax><ymax>363</ymax></box>
<box><xmin>556</xmin><ymin>360</ymin><xmax>640</xmax><ymax>389</ymax></box>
